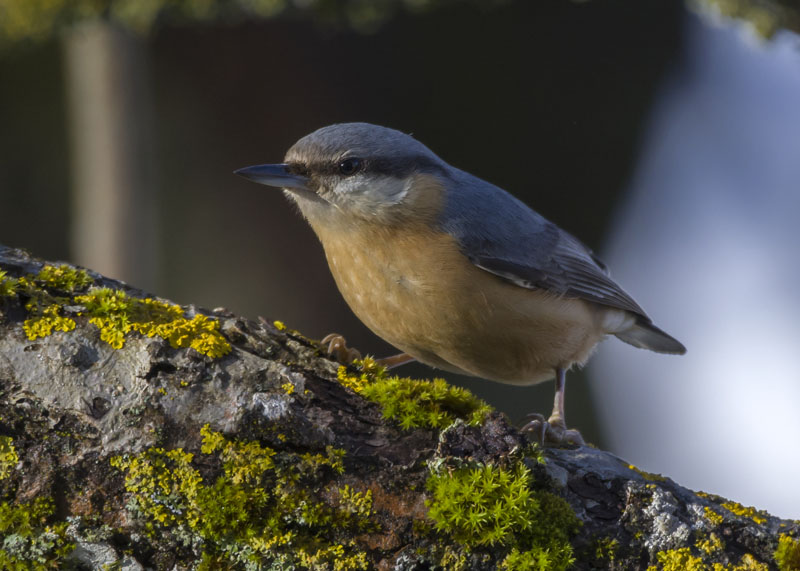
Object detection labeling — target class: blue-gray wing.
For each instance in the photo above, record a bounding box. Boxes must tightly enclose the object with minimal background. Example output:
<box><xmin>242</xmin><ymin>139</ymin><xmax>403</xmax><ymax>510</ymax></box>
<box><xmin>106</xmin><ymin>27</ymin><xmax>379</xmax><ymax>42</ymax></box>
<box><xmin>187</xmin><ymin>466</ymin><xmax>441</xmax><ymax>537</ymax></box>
<box><xmin>438</xmin><ymin>169</ymin><xmax>648</xmax><ymax>318</ymax></box>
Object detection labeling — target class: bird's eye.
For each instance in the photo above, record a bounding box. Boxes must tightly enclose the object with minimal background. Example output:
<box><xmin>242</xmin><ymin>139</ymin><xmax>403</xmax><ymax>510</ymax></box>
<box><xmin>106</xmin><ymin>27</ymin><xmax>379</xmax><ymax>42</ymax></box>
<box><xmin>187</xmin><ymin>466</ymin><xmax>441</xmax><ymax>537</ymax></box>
<box><xmin>338</xmin><ymin>158</ymin><xmax>363</xmax><ymax>176</ymax></box>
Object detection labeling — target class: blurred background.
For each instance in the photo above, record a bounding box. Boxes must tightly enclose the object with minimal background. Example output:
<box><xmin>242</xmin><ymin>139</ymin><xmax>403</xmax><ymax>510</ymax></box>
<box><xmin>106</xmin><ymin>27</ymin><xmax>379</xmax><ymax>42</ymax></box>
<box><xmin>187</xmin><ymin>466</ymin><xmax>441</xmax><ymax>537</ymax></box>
<box><xmin>1</xmin><ymin>0</ymin><xmax>798</xmax><ymax>517</ymax></box>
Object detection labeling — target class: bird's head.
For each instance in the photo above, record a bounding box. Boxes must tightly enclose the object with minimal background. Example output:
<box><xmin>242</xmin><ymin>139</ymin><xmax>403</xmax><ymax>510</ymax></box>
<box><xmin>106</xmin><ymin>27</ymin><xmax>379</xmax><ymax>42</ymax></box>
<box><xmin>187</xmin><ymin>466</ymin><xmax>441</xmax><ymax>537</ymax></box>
<box><xmin>235</xmin><ymin>123</ymin><xmax>449</xmax><ymax>229</ymax></box>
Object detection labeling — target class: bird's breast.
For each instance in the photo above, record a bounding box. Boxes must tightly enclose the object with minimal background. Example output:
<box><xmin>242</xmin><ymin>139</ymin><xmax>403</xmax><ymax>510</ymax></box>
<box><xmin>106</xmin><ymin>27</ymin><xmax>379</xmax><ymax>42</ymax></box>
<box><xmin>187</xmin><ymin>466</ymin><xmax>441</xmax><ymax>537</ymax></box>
<box><xmin>315</xmin><ymin>222</ymin><xmax>606</xmax><ymax>385</ymax></box>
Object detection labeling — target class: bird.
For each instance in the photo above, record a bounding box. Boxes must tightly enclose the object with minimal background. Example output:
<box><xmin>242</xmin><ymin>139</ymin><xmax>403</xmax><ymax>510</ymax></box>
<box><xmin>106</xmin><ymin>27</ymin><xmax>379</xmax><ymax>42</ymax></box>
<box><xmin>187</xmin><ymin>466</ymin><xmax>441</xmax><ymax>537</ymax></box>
<box><xmin>235</xmin><ymin>122</ymin><xmax>685</xmax><ymax>445</ymax></box>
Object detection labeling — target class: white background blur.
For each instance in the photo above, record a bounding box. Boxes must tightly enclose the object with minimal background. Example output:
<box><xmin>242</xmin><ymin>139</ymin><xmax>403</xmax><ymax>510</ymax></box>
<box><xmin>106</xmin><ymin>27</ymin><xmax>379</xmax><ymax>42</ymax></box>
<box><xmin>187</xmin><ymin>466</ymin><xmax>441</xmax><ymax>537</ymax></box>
<box><xmin>592</xmin><ymin>12</ymin><xmax>800</xmax><ymax>518</ymax></box>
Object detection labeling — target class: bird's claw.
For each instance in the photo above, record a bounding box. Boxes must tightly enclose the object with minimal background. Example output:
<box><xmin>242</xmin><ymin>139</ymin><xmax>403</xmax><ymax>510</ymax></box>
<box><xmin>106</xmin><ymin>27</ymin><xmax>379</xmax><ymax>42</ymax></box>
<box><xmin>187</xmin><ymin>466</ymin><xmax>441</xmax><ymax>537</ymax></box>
<box><xmin>321</xmin><ymin>333</ymin><xmax>362</xmax><ymax>365</ymax></box>
<box><xmin>521</xmin><ymin>413</ymin><xmax>584</xmax><ymax>447</ymax></box>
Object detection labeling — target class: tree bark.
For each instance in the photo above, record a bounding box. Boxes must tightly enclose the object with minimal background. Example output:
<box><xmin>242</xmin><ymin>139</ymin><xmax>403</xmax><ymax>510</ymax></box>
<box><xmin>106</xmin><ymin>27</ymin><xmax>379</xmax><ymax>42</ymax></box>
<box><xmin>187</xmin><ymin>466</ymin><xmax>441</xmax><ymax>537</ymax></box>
<box><xmin>0</xmin><ymin>244</ymin><xmax>797</xmax><ymax>570</ymax></box>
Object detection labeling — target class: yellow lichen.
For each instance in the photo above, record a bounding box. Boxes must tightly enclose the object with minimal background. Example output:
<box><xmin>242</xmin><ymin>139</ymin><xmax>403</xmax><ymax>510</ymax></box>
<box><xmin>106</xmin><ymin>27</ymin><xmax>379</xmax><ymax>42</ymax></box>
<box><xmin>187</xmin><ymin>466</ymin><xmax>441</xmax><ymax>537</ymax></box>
<box><xmin>705</xmin><ymin>506</ymin><xmax>725</xmax><ymax>526</ymax></box>
<box><xmin>23</xmin><ymin>303</ymin><xmax>76</xmax><ymax>340</ymax></box>
<box><xmin>726</xmin><ymin>554</ymin><xmax>770</xmax><ymax>571</ymax></box>
<box><xmin>628</xmin><ymin>463</ymin><xmax>667</xmax><ymax>482</ymax></box>
<box><xmin>0</xmin><ymin>497</ymin><xmax>74</xmax><ymax>569</ymax></box>
<box><xmin>720</xmin><ymin>501</ymin><xmax>767</xmax><ymax>525</ymax></box>
<box><xmin>0</xmin><ymin>436</ymin><xmax>18</xmax><ymax>480</ymax></box>
<box><xmin>297</xmin><ymin>544</ymin><xmax>368</xmax><ymax>571</ymax></box>
<box><xmin>697</xmin><ymin>533</ymin><xmax>724</xmax><ymax>556</ymax></box>
<box><xmin>273</xmin><ymin>320</ymin><xmax>287</xmax><ymax>331</ymax></box>
<box><xmin>336</xmin><ymin>357</ymin><xmax>384</xmax><ymax>393</ymax></box>
<box><xmin>76</xmin><ymin>287</ymin><xmax>231</xmax><ymax>358</ymax></box>
<box><xmin>5</xmin><ymin>265</ymin><xmax>229</xmax><ymax>358</ymax></box>
<box><xmin>647</xmin><ymin>546</ymin><xmax>769</xmax><ymax>571</ymax></box>
<box><xmin>112</xmin><ymin>425</ymin><xmax>363</xmax><ymax>568</ymax></box>
<box><xmin>281</xmin><ymin>382</ymin><xmax>295</xmax><ymax>395</ymax></box>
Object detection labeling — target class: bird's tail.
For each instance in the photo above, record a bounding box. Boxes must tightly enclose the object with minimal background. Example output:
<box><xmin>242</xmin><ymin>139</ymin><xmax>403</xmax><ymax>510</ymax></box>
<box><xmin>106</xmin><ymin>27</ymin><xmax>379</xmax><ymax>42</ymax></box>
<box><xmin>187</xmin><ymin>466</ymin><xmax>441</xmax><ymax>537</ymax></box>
<box><xmin>614</xmin><ymin>318</ymin><xmax>686</xmax><ymax>355</ymax></box>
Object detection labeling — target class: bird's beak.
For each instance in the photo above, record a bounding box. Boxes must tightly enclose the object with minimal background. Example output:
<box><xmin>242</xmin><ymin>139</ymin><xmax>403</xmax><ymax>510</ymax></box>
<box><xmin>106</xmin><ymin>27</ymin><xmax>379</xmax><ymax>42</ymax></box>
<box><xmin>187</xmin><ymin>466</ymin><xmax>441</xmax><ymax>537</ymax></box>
<box><xmin>234</xmin><ymin>163</ymin><xmax>309</xmax><ymax>191</ymax></box>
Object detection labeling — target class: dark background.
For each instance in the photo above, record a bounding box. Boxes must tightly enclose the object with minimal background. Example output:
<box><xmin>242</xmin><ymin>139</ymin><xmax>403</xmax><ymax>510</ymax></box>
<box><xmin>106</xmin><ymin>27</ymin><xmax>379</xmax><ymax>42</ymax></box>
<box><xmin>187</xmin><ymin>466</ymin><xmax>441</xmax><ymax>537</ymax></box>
<box><xmin>0</xmin><ymin>0</ymin><xmax>685</xmax><ymax>446</ymax></box>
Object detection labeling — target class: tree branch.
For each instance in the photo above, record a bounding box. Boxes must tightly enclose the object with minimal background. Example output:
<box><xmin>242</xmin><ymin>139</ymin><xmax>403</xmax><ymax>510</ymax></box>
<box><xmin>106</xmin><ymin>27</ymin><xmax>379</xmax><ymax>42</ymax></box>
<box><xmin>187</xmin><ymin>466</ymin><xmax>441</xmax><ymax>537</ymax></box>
<box><xmin>0</xmin><ymin>244</ymin><xmax>797</xmax><ymax>570</ymax></box>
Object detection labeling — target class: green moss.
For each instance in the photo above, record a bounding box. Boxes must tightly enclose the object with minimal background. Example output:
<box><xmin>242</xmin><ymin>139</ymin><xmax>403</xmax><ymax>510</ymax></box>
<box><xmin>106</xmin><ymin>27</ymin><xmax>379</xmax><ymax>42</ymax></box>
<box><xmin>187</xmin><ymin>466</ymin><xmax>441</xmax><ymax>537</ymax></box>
<box><xmin>337</xmin><ymin>358</ymin><xmax>492</xmax><ymax>430</ymax></box>
<box><xmin>0</xmin><ymin>436</ymin><xmax>19</xmax><ymax>480</ymax></box>
<box><xmin>111</xmin><ymin>425</ymin><xmax>369</xmax><ymax>569</ymax></box>
<box><xmin>34</xmin><ymin>264</ymin><xmax>92</xmax><ymax>291</ymax></box>
<box><xmin>594</xmin><ymin>536</ymin><xmax>619</xmax><ymax>563</ymax></box>
<box><xmin>337</xmin><ymin>484</ymin><xmax>373</xmax><ymax>521</ymax></box>
<box><xmin>425</xmin><ymin>461</ymin><xmax>578</xmax><ymax>570</ymax></box>
<box><xmin>776</xmin><ymin>534</ymin><xmax>800</xmax><ymax>570</ymax></box>
<box><xmin>0</xmin><ymin>270</ymin><xmax>19</xmax><ymax>297</ymax></box>
<box><xmin>0</xmin><ymin>497</ymin><xmax>74</xmax><ymax>570</ymax></box>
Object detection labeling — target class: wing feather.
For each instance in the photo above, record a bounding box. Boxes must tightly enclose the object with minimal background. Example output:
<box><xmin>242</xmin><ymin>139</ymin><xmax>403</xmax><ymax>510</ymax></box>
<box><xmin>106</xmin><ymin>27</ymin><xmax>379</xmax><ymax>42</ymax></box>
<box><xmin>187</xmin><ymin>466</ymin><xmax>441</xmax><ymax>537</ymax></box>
<box><xmin>439</xmin><ymin>168</ymin><xmax>648</xmax><ymax>319</ymax></box>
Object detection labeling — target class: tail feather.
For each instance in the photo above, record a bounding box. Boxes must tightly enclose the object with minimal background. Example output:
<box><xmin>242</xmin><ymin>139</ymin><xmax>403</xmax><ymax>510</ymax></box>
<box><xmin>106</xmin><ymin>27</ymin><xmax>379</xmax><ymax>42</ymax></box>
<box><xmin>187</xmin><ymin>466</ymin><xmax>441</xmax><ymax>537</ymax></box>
<box><xmin>614</xmin><ymin>318</ymin><xmax>686</xmax><ymax>355</ymax></box>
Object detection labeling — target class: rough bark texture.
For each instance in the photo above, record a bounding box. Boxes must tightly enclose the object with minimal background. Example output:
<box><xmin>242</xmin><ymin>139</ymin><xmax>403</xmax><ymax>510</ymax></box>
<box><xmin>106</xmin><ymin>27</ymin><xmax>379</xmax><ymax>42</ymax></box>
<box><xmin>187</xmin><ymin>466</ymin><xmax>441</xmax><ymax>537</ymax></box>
<box><xmin>0</xmin><ymin>244</ymin><xmax>797</xmax><ymax>570</ymax></box>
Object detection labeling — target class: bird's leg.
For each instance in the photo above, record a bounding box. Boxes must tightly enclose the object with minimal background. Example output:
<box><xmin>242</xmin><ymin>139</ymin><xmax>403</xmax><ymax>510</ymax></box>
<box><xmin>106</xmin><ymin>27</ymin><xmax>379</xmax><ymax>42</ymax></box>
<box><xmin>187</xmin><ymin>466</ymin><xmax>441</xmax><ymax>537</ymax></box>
<box><xmin>376</xmin><ymin>353</ymin><xmax>416</xmax><ymax>369</ymax></box>
<box><xmin>320</xmin><ymin>333</ymin><xmax>415</xmax><ymax>369</ymax></box>
<box><xmin>522</xmin><ymin>367</ymin><xmax>584</xmax><ymax>446</ymax></box>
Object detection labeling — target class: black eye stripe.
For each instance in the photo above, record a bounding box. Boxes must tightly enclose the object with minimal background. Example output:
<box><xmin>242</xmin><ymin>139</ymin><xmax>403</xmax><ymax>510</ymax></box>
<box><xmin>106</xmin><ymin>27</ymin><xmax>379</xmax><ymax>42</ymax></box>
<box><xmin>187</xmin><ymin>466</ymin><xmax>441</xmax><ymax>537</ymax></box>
<box><xmin>287</xmin><ymin>155</ymin><xmax>445</xmax><ymax>178</ymax></box>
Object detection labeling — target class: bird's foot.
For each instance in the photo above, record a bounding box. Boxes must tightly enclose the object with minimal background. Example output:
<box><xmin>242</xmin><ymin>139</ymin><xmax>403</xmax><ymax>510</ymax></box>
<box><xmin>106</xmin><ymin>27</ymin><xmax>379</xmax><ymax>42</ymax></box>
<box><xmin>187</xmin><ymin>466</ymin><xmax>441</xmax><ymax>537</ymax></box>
<box><xmin>521</xmin><ymin>413</ymin><xmax>584</xmax><ymax>447</ymax></box>
<box><xmin>321</xmin><ymin>334</ymin><xmax>415</xmax><ymax>370</ymax></box>
<box><xmin>321</xmin><ymin>333</ymin><xmax>362</xmax><ymax>365</ymax></box>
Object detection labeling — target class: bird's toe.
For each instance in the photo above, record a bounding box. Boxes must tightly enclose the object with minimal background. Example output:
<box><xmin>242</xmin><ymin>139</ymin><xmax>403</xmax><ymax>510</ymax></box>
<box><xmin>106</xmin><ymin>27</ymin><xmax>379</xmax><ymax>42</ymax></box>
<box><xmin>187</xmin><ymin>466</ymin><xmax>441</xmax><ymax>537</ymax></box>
<box><xmin>321</xmin><ymin>333</ymin><xmax>362</xmax><ymax>364</ymax></box>
<box><xmin>521</xmin><ymin>413</ymin><xmax>584</xmax><ymax>447</ymax></box>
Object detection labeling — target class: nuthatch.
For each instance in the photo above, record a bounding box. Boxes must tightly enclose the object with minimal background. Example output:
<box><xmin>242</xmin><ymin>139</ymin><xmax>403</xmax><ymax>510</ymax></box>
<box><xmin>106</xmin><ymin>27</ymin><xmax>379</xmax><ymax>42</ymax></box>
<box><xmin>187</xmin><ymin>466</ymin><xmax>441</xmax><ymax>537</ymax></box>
<box><xmin>235</xmin><ymin>122</ymin><xmax>686</xmax><ymax>445</ymax></box>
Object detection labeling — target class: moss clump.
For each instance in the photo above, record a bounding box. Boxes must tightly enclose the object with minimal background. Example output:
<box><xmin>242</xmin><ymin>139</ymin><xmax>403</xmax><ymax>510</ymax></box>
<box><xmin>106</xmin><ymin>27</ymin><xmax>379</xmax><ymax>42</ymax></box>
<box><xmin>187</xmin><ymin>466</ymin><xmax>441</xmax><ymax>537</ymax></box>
<box><xmin>0</xmin><ymin>497</ymin><xmax>74</xmax><ymax>570</ymax></box>
<box><xmin>111</xmin><ymin>425</ymin><xmax>369</xmax><ymax>569</ymax></box>
<box><xmin>34</xmin><ymin>264</ymin><xmax>92</xmax><ymax>291</ymax></box>
<box><xmin>776</xmin><ymin>534</ymin><xmax>800</xmax><ymax>571</ymax></box>
<box><xmin>425</xmin><ymin>461</ymin><xmax>578</xmax><ymax>570</ymax></box>
<box><xmin>0</xmin><ymin>436</ymin><xmax>19</xmax><ymax>480</ymax></box>
<box><xmin>337</xmin><ymin>358</ymin><xmax>492</xmax><ymax>430</ymax></box>
<box><xmin>594</xmin><ymin>536</ymin><xmax>619</xmax><ymax>563</ymax></box>
<box><xmin>0</xmin><ymin>270</ymin><xmax>19</xmax><ymax>297</ymax></box>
